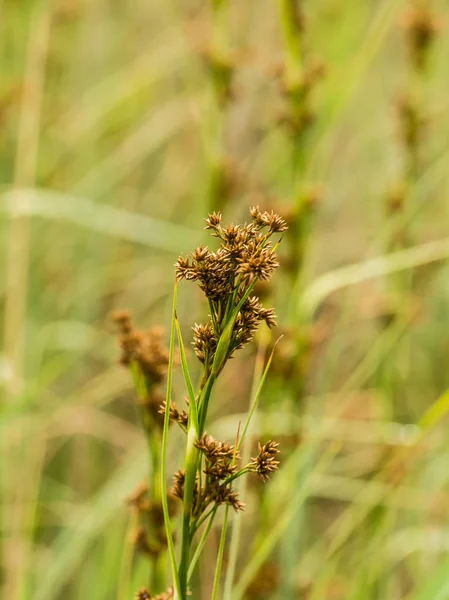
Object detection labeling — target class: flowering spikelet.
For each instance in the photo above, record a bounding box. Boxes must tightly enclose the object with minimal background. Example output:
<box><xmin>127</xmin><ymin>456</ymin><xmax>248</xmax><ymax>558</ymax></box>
<box><xmin>192</xmin><ymin>322</ymin><xmax>217</xmax><ymax>364</ymax></box>
<box><xmin>135</xmin><ymin>587</ymin><xmax>174</xmax><ymax>600</ymax></box>
<box><xmin>249</xmin><ymin>441</ymin><xmax>281</xmax><ymax>482</ymax></box>
<box><xmin>174</xmin><ymin>207</ymin><xmax>286</xmax><ymax>376</ymax></box>
<box><xmin>172</xmin><ymin>469</ymin><xmax>186</xmax><ymax>501</ymax></box>
<box><xmin>158</xmin><ymin>400</ymin><xmax>188</xmax><ymax>429</ymax></box>
<box><xmin>112</xmin><ymin>312</ymin><xmax>169</xmax><ymax>385</ymax></box>
<box><xmin>195</xmin><ymin>433</ymin><xmax>238</xmax><ymax>462</ymax></box>
<box><xmin>209</xmin><ymin>484</ymin><xmax>245</xmax><ymax>512</ymax></box>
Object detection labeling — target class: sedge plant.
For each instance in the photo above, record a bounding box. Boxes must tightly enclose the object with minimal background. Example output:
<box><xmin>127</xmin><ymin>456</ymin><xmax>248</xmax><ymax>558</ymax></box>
<box><xmin>117</xmin><ymin>207</ymin><xmax>286</xmax><ymax>600</ymax></box>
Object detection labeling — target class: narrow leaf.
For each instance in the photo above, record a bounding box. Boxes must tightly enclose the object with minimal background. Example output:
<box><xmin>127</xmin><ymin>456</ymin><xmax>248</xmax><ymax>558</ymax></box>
<box><xmin>161</xmin><ymin>280</ymin><xmax>182</xmax><ymax>598</ymax></box>
<box><xmin>175</xmin><ymin>316</ymin><xmax>199</xmax><ymax>432</ymax></box>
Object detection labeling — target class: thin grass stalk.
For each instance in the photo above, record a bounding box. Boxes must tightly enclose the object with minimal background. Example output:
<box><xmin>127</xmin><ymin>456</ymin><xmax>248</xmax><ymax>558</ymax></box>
<box><xmin>187</xmin><ymin>506</ymin><xmax>218</xmax><ymax>583</ymax></box>
<box><xmin>161</xmin><ymin>281</ymin><xmax>182</xmax><ymax>599</ymax></box>
<box><xmin>129</xmin><ymin>362</ymin><xmax>167</xmax><ymax>592</ymax></box>
<box><xmin>211</xmin><ymin>505</ymin><xmax>229</xmax><ymax>600</ymax></box>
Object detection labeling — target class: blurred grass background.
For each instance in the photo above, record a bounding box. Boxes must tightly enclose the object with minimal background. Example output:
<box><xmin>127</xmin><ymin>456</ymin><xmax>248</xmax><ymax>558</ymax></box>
<box><xmin>2</xmin><ymin>0</ymin><xmax>449</xmax><ymax>599</ymax></box>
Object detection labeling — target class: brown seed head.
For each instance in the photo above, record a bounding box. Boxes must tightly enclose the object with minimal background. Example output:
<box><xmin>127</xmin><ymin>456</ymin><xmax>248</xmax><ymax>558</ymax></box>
<box><xmin>158</xmin><ymin>400</ymin><xmax>188</xmax><ymax>429</ymax></box>
<box><xmin>204</xmin><ymin>211</ymin><xmax>223</xmax><ymax>231</ymax></box>
<box><xmin>192</xmin><ymin>321</ymin><xmax>217</xmax><ymax>363</ymax></box>
<box><xmin>249</xmin><ymin>441</ymin><xmax>281</xmax><ymax>482</ymax></box>
<box><xmin>195</xmin><ymin>434</ymin><xmax>239</xmax><ymax>462</ymax></box>
<box><xmin>209</xmin><ymin>484</ymin><xmax>245</xmax><ymax>512</ymax></box>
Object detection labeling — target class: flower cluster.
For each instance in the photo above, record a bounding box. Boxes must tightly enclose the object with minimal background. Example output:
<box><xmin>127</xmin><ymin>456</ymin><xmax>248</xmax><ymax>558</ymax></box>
<box><xmin>171</xmin><ymin>434</ymin><xmax>280</xmax><ymax>521</ymax></box>
<box><xmin>175</xmin><ymin>207</ymin><xmax>286</xmax><ymax>377</ymax></box>
<box><xmin>158</xmin><ymin>400</ymin><xmax>189</xmax><ymax>430</ymax></box>
<box><xmin>171</xmin><ymin>433</ymin><xmax>243</xmax><ymax>515</ymax></box>
<box><xmin>135</xmin><ymin>586</ymin><xmax>174</xmax><ymax>600</ymax></box>
<box><xmin>112</xmin><ymin>311</ymin><xmax>169</xmax><ymax>427</ymax></box>
<box><xmin>249</xmin><ymin>441</ymin><xmax>281</xmax><ymax>482</ymax></box>
<box><xmin>113</xmin><ymin>311</ymin><xmax>169</xmax><ymax>385</ymax></box>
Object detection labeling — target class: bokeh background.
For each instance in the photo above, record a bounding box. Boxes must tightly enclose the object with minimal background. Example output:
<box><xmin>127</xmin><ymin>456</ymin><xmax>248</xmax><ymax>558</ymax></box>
<box><xmin>2</xmin><ymin>0</ymin><xmax>449</xmax><ymax>599</ymax></box>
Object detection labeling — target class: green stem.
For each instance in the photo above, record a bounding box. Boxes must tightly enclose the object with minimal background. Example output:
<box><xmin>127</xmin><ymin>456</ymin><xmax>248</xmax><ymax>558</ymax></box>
<box><xmin>211</xmin><ymin>505</ymin><xmax>229</xmax><ymax>600</ymax></box>
<box><xmin>190</xmin><ymin>505</ymin><xmax>216</xmax><ymax>537</ymax></box>
<box><xmin>148</xmin><ymin>429</ymin><xmax>166</xmax><ymax>593</ymax></box>
<box><xmin>160</xmin><ymin>282</ymin><xmax>182</xmax><ymax>598</ymax></box>
<box><xmin>198</xmin><ymin>373</ymin><xmax>216</xmax><ymax>434</ymax></box>
<box><xmin>188</xmin><ymin>506</ymin><xmax>218</xmax><ymax>582</ymax></box>
<box><xmin>178</xmin><ymin>426</ymin><xmax>199</xmax><ymax>598</ymax></box>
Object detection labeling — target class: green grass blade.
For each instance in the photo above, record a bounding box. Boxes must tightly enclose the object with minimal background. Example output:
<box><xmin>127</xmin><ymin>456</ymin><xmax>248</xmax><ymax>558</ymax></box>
<box><xmin>187</xmin><ymin>506</ymin><xmax>218</xmax><ymax>583</ymax></box>
<box><xmin>211</xmin><ymin>505</ymin><xmax>229</xmax><ymax>600</ymax></box>
<box><xmin>237</xmin><ymin>335</ymin><xmax>282</xmax><ymax>452</ymax></box>
<box><xmin>175</xmin><ymin>316</ymin><xmax>199</xmax><ymax>432</ymax></box>
<box><xmin>160</xmin><ymin>280</ymin><xmax>182</xmax><ymax>598</ymax></box>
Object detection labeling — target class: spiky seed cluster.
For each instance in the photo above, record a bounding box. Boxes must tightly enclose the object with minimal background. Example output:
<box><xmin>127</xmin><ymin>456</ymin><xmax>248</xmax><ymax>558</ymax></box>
<box><xmin>172</xmin><ymin>469</ymin><xmax>185</xmax><ymax>501</ymax></box>
<box><xmin>135</xmin><ymin>586</ymin><xmax>174</xmax><ymax>600</ymax></box>
<box><xmin>249</xmin><ymin>206</ymin><xmax>289</xmax><ymax>233</ymax></box>
<box><xmin>192</xmin><ymin>322</ymin><xmax>217</xmax><ymax>364</ymax></box>
<box><xmin>249</xmin><ymin>441</ymin><xmax>280</xmax><ymax>482</ymax></box>
<box><xmin>158</xmin><ymin>400</ymin><xmax>188</xmax><ymax>430</ymax></box>
<box><xmin>195</xmin><ymin>433</ymin><xmax>238</xmax><ymax>462</ymax></box>
<box><xmin>195</xmin><ymin>434</ymin><xmax>244</xmax><ymax>512</ymax></box>
<box><xmin>112</xmin><ymin>311</ymin><xmax>170</xmax><ymax>428</ymax></box>
<box><xmin>172</xmin><ymin>435</ymin><xmax>244</xmax><ymax>513</ymax></box>
<box><xmin>113</xmin><ymin>311</ymin><xmax>169</xmax><ymax>384</ymax></box>
<box><xmin>175</xmin><ymin>208</ymin><xmax>286</xmax><ymax>372</ymax></box>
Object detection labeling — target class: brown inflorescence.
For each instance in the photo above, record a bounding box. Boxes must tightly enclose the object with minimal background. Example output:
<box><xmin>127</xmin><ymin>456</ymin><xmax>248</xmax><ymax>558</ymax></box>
<box><xmin>112</xmin><ymin>311</ymin><xmax>171</xmax><ymax>429</ymax></box>
<box><xmin>135</xmin><ymin>586</ymin><xmax>174</xmax><ymax>600</ymax></box>
<box><xmin>112</xmin><ymin>311</ymin><xmax>169</xmax><ymax>386</ymax></box>
<box><xmin>158</xmin><ymin>400</ymin><xmax>189</xmax><ymax>430</ymax></box>
<box><xmin>249</xmin><ymin>441</ymin><xmax>281</xmax><ymax>482</ymax></box>
<box><xmin>172</xmin><ymin>433</ymin><xmax>247</xmax><ymax>515</ymax></box>
<box><xmin>175</xmin><ymin>207</ymin><xmax>286</xmax><ymax>377</ymax></box>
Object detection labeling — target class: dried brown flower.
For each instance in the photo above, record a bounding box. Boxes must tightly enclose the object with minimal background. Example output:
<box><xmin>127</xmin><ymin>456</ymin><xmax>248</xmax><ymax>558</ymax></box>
<box><xmin>209</xmin><ymin>484</ymin><xmax>245</xmax><ymax>512</ymax></box>
<box><xmin>135</xmin><ymin>586</ymin><xmax>174</xmax><ymax>600</ymax></box>
<box><xmin>158</xmin><ymin>400</ymin><xmax>188</xmax><ymax>429</ymax></box>
<box><xmin>113</xmin><ymin>313</ymin><xmax>169</xmax><ymax>385</ymax></box>
<box><xmin>195</xmin><ymin>434</ymin><xmax>239</xmax><ymax>462</ymax></box>
<box><xmin>250</xmin><ymin>205</ymin><xmax>288</xmax><ymax>233</ymax></box>
<box><xmin>172</xmin><ymin>469</ymin><xmax>186</xmax><ymax>501</ymax></box>
<box><xmin>204</xmin><ymin>460</ymin><xmax>237</xmax><ymax>480</ymax></box>
<box><xmin>175</xmin><ymin>208</ymin><xmax>285</xmax><ymax>375</ymax></box>
<box><xmin>204</xmin><ymin>210</ymin><xmax>222</xmax><ymax>231</ymax></box>
<box><xmin>192</xmin><ymin>322</ymin><xmax>217</xmax><ymax>364</ymax></box>
<box><xmin>249</xmin><ymin>441</ymin><xmax>281</xmax><ymax>482</ymax></box>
